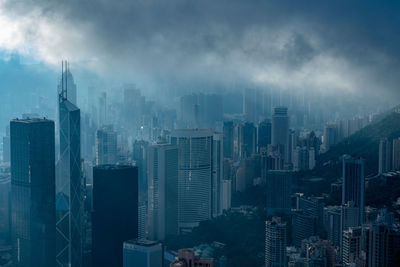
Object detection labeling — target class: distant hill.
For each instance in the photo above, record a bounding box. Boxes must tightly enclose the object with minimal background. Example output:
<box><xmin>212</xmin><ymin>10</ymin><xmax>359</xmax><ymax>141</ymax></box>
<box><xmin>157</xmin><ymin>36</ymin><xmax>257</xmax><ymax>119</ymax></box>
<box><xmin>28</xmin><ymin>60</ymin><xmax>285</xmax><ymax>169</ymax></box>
<box><xmin>313</xmin><ymin>110</ymin><xmax>400</xmax><ymax>178</ymax></box>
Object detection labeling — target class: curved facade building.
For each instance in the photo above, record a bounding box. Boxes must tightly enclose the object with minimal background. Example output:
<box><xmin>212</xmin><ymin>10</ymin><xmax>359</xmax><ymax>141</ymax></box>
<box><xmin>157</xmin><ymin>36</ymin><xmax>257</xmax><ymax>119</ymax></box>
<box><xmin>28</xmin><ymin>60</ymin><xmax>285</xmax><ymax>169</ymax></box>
<box><xmin>171</xmin><ymin>129</ymin><xmax>213</xmax><ymax>232</ymax></box>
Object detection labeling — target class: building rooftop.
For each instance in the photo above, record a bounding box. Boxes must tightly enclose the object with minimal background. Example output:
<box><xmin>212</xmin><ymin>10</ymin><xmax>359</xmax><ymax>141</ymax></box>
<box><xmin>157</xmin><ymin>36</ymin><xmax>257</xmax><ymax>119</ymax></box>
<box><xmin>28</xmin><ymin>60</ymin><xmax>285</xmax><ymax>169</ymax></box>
<box><xmin>124</xmin><ymin>238</ymin><xmax>160</xmax><ymax>247</ymax></box>
<box><xmin>171</xmin><ymin>128</ymin><xmax>213</xmax><ymax>138</ymax></box>
<box><xmin>11</xmin><ymin>118</ymin><xmax>52</xmax><ymax>123</ymax></box>
<box><xmin>94</xmin><ymin>164</ymin><xmax>136</xmax><ymax>170</ymax></box>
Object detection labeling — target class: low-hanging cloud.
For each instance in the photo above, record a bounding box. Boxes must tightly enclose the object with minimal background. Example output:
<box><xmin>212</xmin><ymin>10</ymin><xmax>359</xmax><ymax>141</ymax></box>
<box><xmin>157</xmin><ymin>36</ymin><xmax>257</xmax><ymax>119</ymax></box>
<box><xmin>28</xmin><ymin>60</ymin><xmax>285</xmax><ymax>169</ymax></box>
<box><xmin>1</xmin><ymin>0</ymin><xmax>400</xmax><ymax>102</ymax></box>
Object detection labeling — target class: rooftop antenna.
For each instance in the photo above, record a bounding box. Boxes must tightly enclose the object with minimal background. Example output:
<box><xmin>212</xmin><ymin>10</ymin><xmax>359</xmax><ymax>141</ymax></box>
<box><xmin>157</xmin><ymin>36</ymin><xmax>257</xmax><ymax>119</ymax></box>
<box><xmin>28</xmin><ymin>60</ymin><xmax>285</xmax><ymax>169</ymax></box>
<box><xmin>59</xmin><ymin>60</ymin><xmax>69</xmax><ymax>103</ymax></box>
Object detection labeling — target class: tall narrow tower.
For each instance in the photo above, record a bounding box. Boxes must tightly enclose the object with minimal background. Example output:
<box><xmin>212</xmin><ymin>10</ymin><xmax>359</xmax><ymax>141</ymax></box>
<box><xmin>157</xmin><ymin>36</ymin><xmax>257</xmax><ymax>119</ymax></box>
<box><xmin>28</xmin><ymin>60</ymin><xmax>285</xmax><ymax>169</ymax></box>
<box><xmin>56</xmin><ymin>61</ymin><xmax>84</xmax><ymax>267</ymax></box>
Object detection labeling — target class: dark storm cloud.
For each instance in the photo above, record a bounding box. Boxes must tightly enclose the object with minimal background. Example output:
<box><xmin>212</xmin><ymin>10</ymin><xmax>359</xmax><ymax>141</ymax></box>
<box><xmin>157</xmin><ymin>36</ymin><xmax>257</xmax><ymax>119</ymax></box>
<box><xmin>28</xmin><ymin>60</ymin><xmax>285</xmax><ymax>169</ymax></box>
<box><xmin>1</xmin><ymin>0</ymin><xmax>400</xmax><ymax>99</ymax></box>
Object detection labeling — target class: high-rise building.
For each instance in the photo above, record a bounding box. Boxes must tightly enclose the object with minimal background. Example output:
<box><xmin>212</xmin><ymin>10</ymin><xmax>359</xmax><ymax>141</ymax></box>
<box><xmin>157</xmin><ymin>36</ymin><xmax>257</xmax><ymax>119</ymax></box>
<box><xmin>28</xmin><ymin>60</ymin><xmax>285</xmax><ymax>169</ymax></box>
<box><xmin>0</xmin><ymin>173</ymin><xmax>10</xmax><ymax>242</ymax></box>
<box><xmin>271</xmin><ymin>107</ymin><xmax>289</xmax><ymax>163</ymax></box>
<box><xmin>212</xmin><ymin>133</ymin><xmax>223</xmax><ymax>217</ymax></box>
<box><xmin>223</xmin><ymin>121</ymin><xmax>234</xmax><ymax>159</ymax></box>
<box><xmin>257</xmin><ymin>119</ymin><xmax>271</xmax><ymax>152</ymax></box>
<box><xmin>291</xmin><ymin>210</ymin><xmax>317</xmax><ymax>247</ymax></box>
<box><xmin>10</xmin><ymin>118</ymin><xmax>56</xmax><ymax>267</ymax></box>
<box><xmin>342</xmin><ymin>227</ymin><xmax>362</xmax><ymax>266</ymax></box>
<box><xmin>238</xmin><ymin>122</ymin><xmax>256</xmax><ymax>159</ymax></box>
<box><xmin>56</xmin><ymin>63</ymin><xmax>84</xmax><ymax>267</ymax></box>
<box><xmin>266</xmin><ymin>170</ymin><xmax>292</xmax><ymax>217</ymax></box>
<box><xmin>324</xmin><ymin>206</ymin><xmax>342</xmax><ymax>247</ymax></box>
<box><xmin>342</xmin><ymin>156</ymin><xmax>365</xmax><ymax>224</ymax></box>
<box><xmin>363</xmin><ymin>224</ymin><xmax>400</xmax><ymax>267</ymax></box>
<box><xmin>220</xmin><ymin>179</ymin><xmax>232</xmax><ymax>213</ymax></box>
<box><xmin>379</xmin><ymin>138</ymin><xmax>391</xmax><ymax>174</ymax></box>
<box><xmin>170</xmin><ymin>248</ymin><xmax>214</xmax><ymax>267</ymax></box>
<box><xmin>170</xmin><ymin>129</ymin><xmax>213</xmax><ymax>232</ymax></box>
<box><xmin>323</xmin><ymin>123</ymin><xmax>337</xmax><ymax>152</ymax></box>
<box><xmin>2</xmin><ymin>125</ymin><xmax>10</xmax><ymax>163</ymax></box>
<box><xmin>392</xmin><ymin>138</ymin><xmax>400</xmax><ymax>171</ymax></box>
<box><xmin>123</xmin><ymin>239</ymin><xmax>163</xmax><ymax>267</ymax></box>
<box><xmin>265</xmin><ymin>217</ymin><xmax>287</xmax><ymax>267</ymax></box>
<box><xmin>96</xmin><ymin>125</ymin><xmax>118</xmax><ymax>165</ymax></box>
<box><xmin>147</xmin><ymin>143</ymin><xmax>179</xmax><ymax>241</ymax></box>
<box><xmin>92</xmin><ymin>165</ymin><xmax>138</xmax><ymax>267</ymax></box>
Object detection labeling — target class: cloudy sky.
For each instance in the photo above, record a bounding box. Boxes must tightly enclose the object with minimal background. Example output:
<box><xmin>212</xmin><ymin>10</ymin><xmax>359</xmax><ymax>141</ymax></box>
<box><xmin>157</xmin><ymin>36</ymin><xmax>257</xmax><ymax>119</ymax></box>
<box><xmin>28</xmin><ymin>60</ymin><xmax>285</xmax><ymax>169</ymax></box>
<box><xmin>0</xmin><ymin>0</ymin><xmax>399</xmax><ymax>101</ymax></box>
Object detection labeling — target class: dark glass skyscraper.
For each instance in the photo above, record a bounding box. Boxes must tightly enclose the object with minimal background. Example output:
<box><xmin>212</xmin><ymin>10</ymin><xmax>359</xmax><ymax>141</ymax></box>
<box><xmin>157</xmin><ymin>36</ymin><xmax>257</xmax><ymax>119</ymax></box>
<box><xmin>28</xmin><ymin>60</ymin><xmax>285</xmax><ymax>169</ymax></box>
<box><xmin>10</xmin><ymin>118</ymin><xmax>56</xmax><ymax>267</ymax></box>
<box><xmin>56</xmin><ymin>63</ymin><xmax>84</xmax><ymax>267</ymax></box>
<box><xmin>258</xmin><ymin>119</ymin><xmax>272</xmax><ymax>152</ymax></box>
<box><xmin>92</xmin><ymin>165</ymin><xmax>138</xmax><ymax>267</ymax></box>
<box><xmin>271</xmin><ymin>107</ymin><xmax>289</xmax><ymax>163</ymax></box>
<box><xmin>342</xmin><ymin>156</ymin><xmax>365</xmax><ymax>224</ymax></box>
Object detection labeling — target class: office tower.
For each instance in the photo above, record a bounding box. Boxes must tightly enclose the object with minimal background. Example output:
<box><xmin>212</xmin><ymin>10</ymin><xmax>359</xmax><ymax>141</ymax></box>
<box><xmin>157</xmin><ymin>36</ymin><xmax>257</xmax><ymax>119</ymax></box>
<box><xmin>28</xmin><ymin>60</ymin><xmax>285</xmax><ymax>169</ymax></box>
<box><xmin>292</xmin><ymin>147</ymin><xmax>309</xmax><ymax>171</ymax></box>
<box><xmin>133</xmin><ymin>140</ymin><xmax>148</xmax><ymax>201</ymax></box>
<box><xmin>265</xmin><ymin>217</ymin><xmax>287</xmax><ymax>267</ymax></box>
<box><xmin>147</xmin><ymin>143</ymin><xmax>179</xmax><ymax>241</ymax></box>
<box><xmin>323</xmin><ymin>124</ymin><xmax>337</xmax><ymax>152</ymax></box>
<box><xmin>10</xmin><ymin>118</ymin><xmax>56</xmax><ymax>267</ymax></box>
<box><xmin>363</xmin><ymin>224</ymin><xmax>400</xmax><ymax>267</ymax></box>
<box><xmin>235</xmin><ymin>155</ymin><xmax>261</xmax><ymax>192</ymax></box>
<box><xmin>342</xmin><ymin>156</ymin><xmax>365</xmax><ymax>224</ymax></box>
<box><xmin>123</xmin><ymin>239</ymin><xmax>163</xmax><ymax>267</ymax></box>
<box><xmin>220</xmin><ymin>179</ymin><xmax>232</xmax><ymax>212</ymax></box>
<box><xmin>98</xmin><ymin>92</ymin><xmax>107</xmax><ymax>126</ymax></box>
<box><xmin>170</xmin><ymin>248</ymin><xmax>214</xmax><ymax>267</ymax></box>
<box><xmin>379</xmin><ymin>138</ymin><xmax>391</xmax><ymax>174</ymax></box>
<box><xmin>238</xmin><ymin>122</ymin><xmax>256</xmax><ymax>158</ymax></box>
<box><xmin>342</xmin><ymin>227</ymin><xmax>362</xmax><ymax>266</ymax></box>
<box><xmin>297</xmin><ymin>195</ymin><xmax>324</xmax><ymax>232</ymax></box>
<box><xmin>2</xmin><ymin>125</ymin><xmax>10</xmax><ymax>163</ymax></box>
<box><xmin>292</xmin><ymin>210</ymin><xmax>317</xmax><ymax>247</ymax></box>
<box><xmin>0</xmin><ymin>173</ymin><xmax>10</xmax><ymax>242</ymax></box>
<box><xmin>92</xmin><ymin>165</ymin><xmax>138</xmax><ymax>267</ymax></box>
<box><xmin>257</xmin><ymin>119</ymin><xmax>272</xmax><ymax>152</ymax></box>
<box><xmin>223</xmin><ymin>121</ymin><xmax>234</xmax><ymax>159</ymax></box>
<box><xmin>271</xmin><ymin>107</ymin><xmax>289</xmax><ymax>163</ymax></box>
<box><xmin>96</xmin><ymin>125</ymin><xmax>117</xmax><ymax>165</ymax></box>
<box><xmin>212</xmin><ymin>133</ymin><xmax>223</xmax><ymax>217</ymax></box>
<box><xmin>56</xmin><ymin>62</ymin><xmax>84</xmax><ymax>267</ymax></box>
<box><xmin>392</xmin><ymin>138</ymin><xmax>400</xmax><ymax>170</ymax></box>
<box><xmin>324</xmin><ymin>206</ymin><xmax>341</xmax><ymax>247</ymax></box>
<box><xmin>170</xmin><ymin>129</ymin><xmax>213</xmax><ymax>232</ymax></box>
<box><xmin>243</xmin><ymin>88</ymin><xmax>261</xmax><ymax>122</ymax></box>
<box><xmin>266</xmin><ymin>170</ymin><xmax>292</xmax><ymax>217</ymax></box>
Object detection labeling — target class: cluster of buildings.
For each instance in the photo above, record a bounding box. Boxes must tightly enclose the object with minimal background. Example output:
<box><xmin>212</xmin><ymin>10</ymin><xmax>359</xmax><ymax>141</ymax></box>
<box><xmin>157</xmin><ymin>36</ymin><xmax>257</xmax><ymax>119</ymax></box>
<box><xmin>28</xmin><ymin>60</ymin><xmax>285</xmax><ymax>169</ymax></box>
<box><xmin>0</xmin><ymin>63</ymin><xmax>397</xmax><ymax>267</ymax></box>
<box><xmin>264</xmin><ymin>155</ymin><xmax>400</xmax><ymax>267</ymax></box>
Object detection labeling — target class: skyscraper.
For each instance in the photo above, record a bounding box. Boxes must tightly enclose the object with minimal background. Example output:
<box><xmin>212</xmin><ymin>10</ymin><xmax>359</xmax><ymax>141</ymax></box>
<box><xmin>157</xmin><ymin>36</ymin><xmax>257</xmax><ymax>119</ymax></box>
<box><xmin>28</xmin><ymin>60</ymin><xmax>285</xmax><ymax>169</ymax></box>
<box><xmin>238</xmin><ymin>122</ymin><xmax>256</xmax><ymax>159</ymax></box>
<box><xmin>96</xmin><ymin>125</ymin><xmax>118</xmax><ymax>165</ymax></box>
<box><xmin>271</xmin><ymin>107</ymin><xmax>289</xmax><ymax>163</ymax></box>
<box><xmin>266</xmin><ymin>170</ymin><xmax>292</xmax><ymax>217</ymax></box>
<box><xmin>10</xmin><ymin>118</ymin><xmax>56</xmax><ymax>267</ymax></box>
<box><xmin>342</xmin><ymin>227</ymin><xmax>362</xmax><ymax>266</ymax></box>
<box><xmin>170</xmin><ymin>129</ymin><xmax>213</xmax><ymax>232</ymax></box>
<box><xmin>378</xmin><ymin>138</ymin><xmax>391</xmax><ymax>174</ymax></box>
<box><xmin>222</xmin><ymin>121</ymin><xmax>234</xmax><ymax>159</ymax></box>
<box><xmin>257</xmin><ymin>119</ymin><xmax>271</xmax><ymax>152</ymax></box>
<box><xmin>147</xmin><ymin>143</ymin><xmax>179</xmax><ymax>241</ymax></box>
<box><xmin>265</xmin><ymin>217</ymin><xmax>287</xmax><ymax>267</ymax></box>
<box><xmin>392</xmin><ymin>137</ymin><xmax>400</xmax><ymax>171</ymax></box>
<box><xmin>92</xmin><ymin>165</ymin><xmax>138</xmax><ymax>267</ymax></box>
<box><xmin>212</xmin><ymin>133</ymin><xmax>223</xmax><ymax>217</ymax></box>
<box><xmin>56</xmin><ymin>62</ymin><xmax>84</xmax><ymax>267</ymax></box>
<box><xmin>123</xmin><ymin>239</ymin><xmax>163</xmax><ymax>267</ymax></box>
<box><xmin>342</xmin><ymin>156</ymin><xmax>365</xmax><ymax>224</ymax></box>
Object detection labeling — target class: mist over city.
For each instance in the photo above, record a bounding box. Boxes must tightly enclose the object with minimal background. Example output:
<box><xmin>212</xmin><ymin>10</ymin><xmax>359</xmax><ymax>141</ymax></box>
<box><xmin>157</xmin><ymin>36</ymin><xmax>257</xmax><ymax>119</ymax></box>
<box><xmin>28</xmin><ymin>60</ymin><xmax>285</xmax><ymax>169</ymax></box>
<box><xmin>0</xmin><ymin>1</ymin><xmax>400</xmax><ymax>267</ymax></box>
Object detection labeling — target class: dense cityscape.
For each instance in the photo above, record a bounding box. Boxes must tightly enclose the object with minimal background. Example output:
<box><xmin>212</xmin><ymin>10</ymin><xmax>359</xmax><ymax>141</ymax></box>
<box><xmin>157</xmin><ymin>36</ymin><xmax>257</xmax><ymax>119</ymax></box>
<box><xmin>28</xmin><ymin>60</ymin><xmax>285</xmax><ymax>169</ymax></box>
<box><xmin>1</xmin><ymin>1</ymin><xmax>400</xmax><ymax>267</ymax></box>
